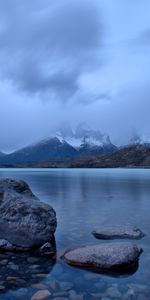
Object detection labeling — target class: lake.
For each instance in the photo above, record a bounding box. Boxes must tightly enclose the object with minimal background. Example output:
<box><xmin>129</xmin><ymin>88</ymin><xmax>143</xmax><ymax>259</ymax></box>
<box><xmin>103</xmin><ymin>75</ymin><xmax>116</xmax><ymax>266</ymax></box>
<box><xmin>0</xmin><ymin>168</ymin><xmax>149</xmax><ymax>300</ymax></box>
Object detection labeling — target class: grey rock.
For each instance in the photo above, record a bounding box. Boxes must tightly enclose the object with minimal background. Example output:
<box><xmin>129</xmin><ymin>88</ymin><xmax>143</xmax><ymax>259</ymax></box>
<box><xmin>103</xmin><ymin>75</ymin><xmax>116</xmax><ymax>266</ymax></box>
<box><xmin>61</xmin><ymin>243</ymin><xmax>142</xmax><ymax>274</ymax></box>
<box><xmin>92</xmin><ymin>226</ymin><xmax>145</xmax><ymax>240</ymax></box>
<box><xmin>40</xmin><ymin>242</ymin><xmax>56</xmax><ymax>257</ymax></box>
<box><xmin>0</xmin><ymin>179</ymin><xmax>57</xmax><ymax>253</ymax></box>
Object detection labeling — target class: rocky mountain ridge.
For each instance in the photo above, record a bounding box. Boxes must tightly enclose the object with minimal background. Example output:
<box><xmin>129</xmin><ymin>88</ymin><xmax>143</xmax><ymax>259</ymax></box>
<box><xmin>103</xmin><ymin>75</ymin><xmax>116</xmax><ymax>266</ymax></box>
<box><xmin>0</xmin><ymin>126</ymin><xmax>150</xmax><ymax>167</ymax></box>
<box><xmin>0</xmin><ymin>125</ymin><xmax>117</xmax><ymax>165</ymax></box>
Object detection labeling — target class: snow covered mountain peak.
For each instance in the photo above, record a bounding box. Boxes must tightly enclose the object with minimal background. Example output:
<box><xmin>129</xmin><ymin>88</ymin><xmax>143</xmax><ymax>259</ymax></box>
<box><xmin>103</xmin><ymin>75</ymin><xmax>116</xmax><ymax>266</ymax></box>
<box><xmin>54</xmin><ymin>124</ymin><xmax>115</xmax><ymax>150</ymax></box>
<box><xmin>129</xmin><ymin>133</ymin><xmax>150</xmax><ymax>146</ymax></box>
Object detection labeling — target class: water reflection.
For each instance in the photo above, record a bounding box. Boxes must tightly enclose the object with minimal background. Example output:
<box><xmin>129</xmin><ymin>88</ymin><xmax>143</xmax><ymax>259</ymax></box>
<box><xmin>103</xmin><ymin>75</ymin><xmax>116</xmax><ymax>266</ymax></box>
<box><xmin>0</xmin><ymin>169</ymin><xmax>149</xmax><ymax>300</ymax></box>
<box><xmin>0</xmin><ymin>251</ymin><xmax>55</xmax><ymax>293</ymax></box>
<box><xmin>66</xmin><ymin>260</ymin><xmax>140</xmax><ymax>278</ymax></box>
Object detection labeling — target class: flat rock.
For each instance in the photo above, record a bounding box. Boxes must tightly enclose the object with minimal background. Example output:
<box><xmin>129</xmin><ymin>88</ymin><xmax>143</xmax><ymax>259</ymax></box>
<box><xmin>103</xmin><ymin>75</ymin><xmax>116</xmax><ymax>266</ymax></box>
<box><xmin>31</xmin><ymin>290</ymin><xmax>51</xmax><ymax>300</ymax></box>
<box><xmin>0</xmin><ymin>179</ymin><xmax>57</xmax><ymax>254</ymax></box>
<box><xmin>61</xmin><ymin>243</ymin><xmax>142</xmax><ymax>275</ymax></box>
<box><xmin>92</xmin><ymin>226</ymin><xmax>145</xmax><ymax>240</ymax></box>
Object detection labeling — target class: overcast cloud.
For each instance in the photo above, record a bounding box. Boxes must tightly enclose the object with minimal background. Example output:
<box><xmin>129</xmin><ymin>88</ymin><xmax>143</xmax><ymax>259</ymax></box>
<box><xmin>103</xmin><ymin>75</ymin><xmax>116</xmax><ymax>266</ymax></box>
<box><xmin>0</xmin><ymin>0</ymin><xmax>150</xmax><ymax>152</ymax></box>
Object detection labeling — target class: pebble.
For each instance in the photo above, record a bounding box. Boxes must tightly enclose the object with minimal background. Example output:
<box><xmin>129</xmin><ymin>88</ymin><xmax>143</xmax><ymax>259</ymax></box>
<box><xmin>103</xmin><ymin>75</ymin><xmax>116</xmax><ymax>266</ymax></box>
<box><xmin>6</xmin><ymin>276</ymin><xmax>17</xmax><ymax>281</ymax></box>
<box><xmin>35</xmin><ymin>274</ymin><xmax>48</xmax><ymax>278</ymax></box>
<box><xmin>69</xmin><ymin>290</ymin><xmax>84</xmax><ymax>300</ymax></box>
<box><xmin>27</xmin><ymin>257</ymin><xmax>40</xmax><ymax>263</ymax></box>
<box><xmin>29</xmin><ymin>265</ymin><xmax>40</xmax><ymax>269</ymax></box>
<box><xmin>47</xmin><ymin>280</ymin><xmax>59</xmax><ymax>291</ymax></box>
<box><xmin>0</xmin><ymin>259</ymin><xmax>8</xmax><ymax>265</ymax></box>
<box><xmin>31</xmin><ymin>284</ymin><xmax>48</xmax><ymax>290</ymax></box>
<box><xmin>8</xmin><ymin>263</ymin><xmax>19</xmax><ymax>271</ymax></box>
<box><xmin>31</xmin><ymin>290</ymin><xmax>51</xmax><ymax>300</ymax></box>
<box><xmin>106</xmin><ymin>286</ymin><xmax>122</xmax><ymax>298</ymax></box>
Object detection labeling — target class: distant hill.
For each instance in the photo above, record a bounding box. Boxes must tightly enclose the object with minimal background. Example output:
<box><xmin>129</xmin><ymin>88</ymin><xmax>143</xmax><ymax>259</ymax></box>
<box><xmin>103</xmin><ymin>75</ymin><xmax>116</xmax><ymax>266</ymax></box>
<box><xmin>69</xmin><ymin>145</ymin><xmax>150</xmax><ymax>168</ymax></box>
<box><xmin>0</xmin><ymin>138</ymin><xmax>78</xmax><ymax>164</ymax></box>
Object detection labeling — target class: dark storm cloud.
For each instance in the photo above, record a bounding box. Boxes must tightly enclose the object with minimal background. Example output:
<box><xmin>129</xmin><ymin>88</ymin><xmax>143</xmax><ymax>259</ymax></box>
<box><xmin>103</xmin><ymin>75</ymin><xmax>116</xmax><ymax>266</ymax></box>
<box><xmin>0</xmin><ymin>0</ymin><xmax>102</xmax><ymax>99</ymax></box>
<box><xmin>79</xmin><ymin>91</ymin><xmax>111</xmax><ymax>105</ymax></box>
<box><xmin>0</xmin><ymin>0</ymin><xmax>150</xmax><ymax>152</ymax></box>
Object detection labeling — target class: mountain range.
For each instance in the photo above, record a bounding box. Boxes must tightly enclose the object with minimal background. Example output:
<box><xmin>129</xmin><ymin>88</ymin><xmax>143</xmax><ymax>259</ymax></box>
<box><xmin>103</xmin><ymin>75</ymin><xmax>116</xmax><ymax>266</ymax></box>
<box><xmin>69</xmin><ymin>145</ymin><xmax>150</xmax><ymax>168</ymax></box>
<box><xmin>0</xmin><ymin>125</ymin><xmax>150</xmax><ymax>167</ymax></box>
<box><xmin>0</xmin><ymin>125</ymin><xmax>117</xmax><ymax>166</ymax></box>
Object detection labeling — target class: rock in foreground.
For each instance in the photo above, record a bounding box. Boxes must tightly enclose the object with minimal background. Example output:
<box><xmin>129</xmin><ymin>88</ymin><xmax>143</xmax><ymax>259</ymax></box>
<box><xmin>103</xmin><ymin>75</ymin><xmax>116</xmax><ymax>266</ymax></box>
<box><xmin>61</xmin><ymin>243</ymin><xmax>142</xmax><ymax>275</ymax></box>
<box><xmin>92</xmin><ymin>226</ymin><xmax>145</xmax><ymax>240</ymax></box>
<box><xmin>0</xmin><ymin>179</ymin><xmax>57</xmax><ymax>255</ymax></box>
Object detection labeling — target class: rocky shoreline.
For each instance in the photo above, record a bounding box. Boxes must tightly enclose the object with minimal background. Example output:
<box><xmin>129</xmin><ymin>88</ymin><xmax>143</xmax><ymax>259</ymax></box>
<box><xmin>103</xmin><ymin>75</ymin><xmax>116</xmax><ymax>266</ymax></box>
<box><xmin>0</xmin><ymin>178</ymin><xmax>146</xmax><ymax>299</ymax></box>
<box><xmin>0</xmin><ymin>179</ymin><xmax>145</xmax><ymax>273</ymax></box>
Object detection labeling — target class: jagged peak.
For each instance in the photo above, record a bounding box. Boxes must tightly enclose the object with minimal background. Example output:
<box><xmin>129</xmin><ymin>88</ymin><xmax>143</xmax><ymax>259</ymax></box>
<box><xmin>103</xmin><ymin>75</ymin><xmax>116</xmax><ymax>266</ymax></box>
<box><xmin>54</xmin><ymin>123</ymin><xmax>113</xmax><ymax>149</ymax></box>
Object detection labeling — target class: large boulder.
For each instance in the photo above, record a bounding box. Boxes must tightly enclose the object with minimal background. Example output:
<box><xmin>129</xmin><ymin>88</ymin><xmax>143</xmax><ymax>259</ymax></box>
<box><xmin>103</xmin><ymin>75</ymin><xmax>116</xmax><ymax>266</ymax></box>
<box><xmin>0</xmin><ymin>179</ymin><xmax>57</xmax><ymax>255</ymax></box>
<box><xmin>61</xmin><ymin>243</ymin><xmax>142</xmax><ymax>275</ymax></box>
<box><xmin>92</xmin><ymin>226</ymin><xmax>145</xmax><ymax>240</ymax></box>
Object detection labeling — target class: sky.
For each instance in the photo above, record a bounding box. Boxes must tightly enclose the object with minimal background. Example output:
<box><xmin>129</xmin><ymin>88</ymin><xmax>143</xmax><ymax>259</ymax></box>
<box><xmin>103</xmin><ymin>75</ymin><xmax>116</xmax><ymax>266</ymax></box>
<box><xmin>0</xmin><ymin>0</ymin><xmax>150</xmax><ymax>152</ymax></box>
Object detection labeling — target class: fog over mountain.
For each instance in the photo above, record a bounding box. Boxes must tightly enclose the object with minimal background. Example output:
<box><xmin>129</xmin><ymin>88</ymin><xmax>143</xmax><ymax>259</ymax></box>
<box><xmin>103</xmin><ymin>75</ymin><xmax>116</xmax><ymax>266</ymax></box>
<box><xmin>0</xmin><ymin>0</ymin><xmax>150</xmax><ymax>152</ymax></box>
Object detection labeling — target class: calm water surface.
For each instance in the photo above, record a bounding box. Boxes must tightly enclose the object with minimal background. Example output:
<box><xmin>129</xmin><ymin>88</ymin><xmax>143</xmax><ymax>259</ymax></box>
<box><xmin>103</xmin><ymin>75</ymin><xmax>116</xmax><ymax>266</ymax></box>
<box><xmin>0</xmin><ymin>168</ymin><xmax>150</xmax><ymax>300</ymax></box>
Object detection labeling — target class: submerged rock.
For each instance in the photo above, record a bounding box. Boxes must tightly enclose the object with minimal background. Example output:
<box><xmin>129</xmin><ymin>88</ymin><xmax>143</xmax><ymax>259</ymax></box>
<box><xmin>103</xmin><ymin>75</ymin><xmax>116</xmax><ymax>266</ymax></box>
<box><xmin>31</xmin><ymin>290</ymin><xmax>51</xmax><ymax>300</ymax></box>
<box><xmin>0</xmin><ymin>250</ymin><xmax>56</xmax><ymax>292</ymax></box>
<box><xmin>92</xmin><ymin>226</ymin><xmax>145</xmax><ymax>240</ymax></box>
<box><xmin>0</xmin><ymin>179</ymin><xmax>57</xmax><ymax>255</ymax></box>
<box><xmin>40</xmin><ymin>240</ymin><xmax>56</xmax><ymax>258</ymax></box>
<box><xmin>61</xmin><ymin>243</ymin><xmax>142</xmax><ymax>275</ymax></box>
